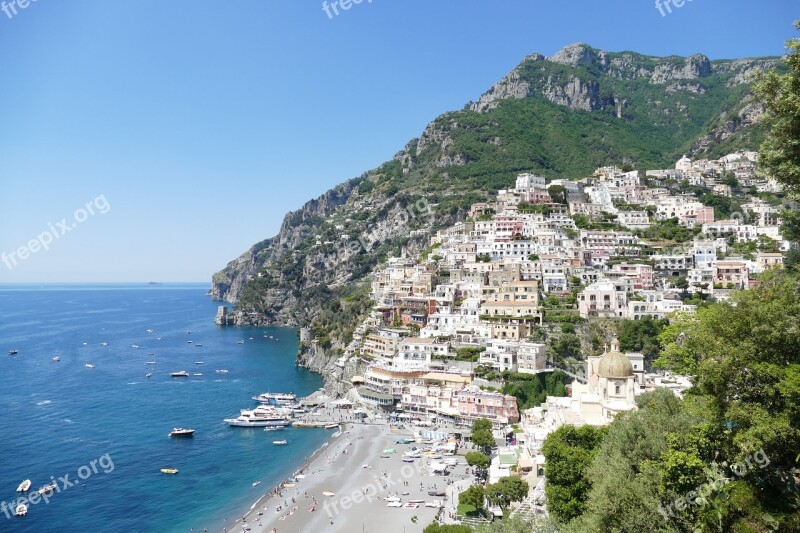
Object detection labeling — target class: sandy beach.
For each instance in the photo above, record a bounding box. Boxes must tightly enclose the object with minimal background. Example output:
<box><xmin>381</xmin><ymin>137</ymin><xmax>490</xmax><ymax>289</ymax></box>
<box><xmin>226</xmin><ymin>423</ymin><xmax>467</xmax><ymax>533</ymax></box>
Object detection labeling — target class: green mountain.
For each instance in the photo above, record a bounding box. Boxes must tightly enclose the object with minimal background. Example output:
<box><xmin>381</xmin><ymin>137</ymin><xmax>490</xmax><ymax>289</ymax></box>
<box><xmin>210</xmin><ymin>43</ymin><xmax>778</xmax><ymax>342</ymax></box>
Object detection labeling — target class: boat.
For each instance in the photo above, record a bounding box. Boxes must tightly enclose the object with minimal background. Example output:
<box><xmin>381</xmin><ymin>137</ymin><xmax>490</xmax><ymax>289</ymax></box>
<box><xmin>51</xmin><ymin>356</ymin><xmax>60</xmax><ymax>362</ymax></box>
<box><xmin>169</xmin><ymin>428</ymin><xmax>195</xmax><ymax>437</ymax></box>
<box><xmin>321</xmin><ymin>491</ymin><xmax>335</xmax><ymax>497</ymax></box>
<box><xmin>402</xmin><ymin>457</ymin><xmax>416</xmax><ymax>462</ymax></box>
<box><xmin>8</xmin><ymin>349</ymin><xmax>18</xmax><ymax>355</ymax></box>
<box><xmin>187</xmin><ymin>340</ymin><xmax>193</xmax><ymax>344</ymax></box>
<box><xmin>15</xmin><ymin>503</ymin><xmax>27</xmax><ymax>517</ymax></box>
<box><xmin>37</xmin><ymin>482</ymin><xmax>57</xmax><ymax>495</ymax></box>
<box><xmin>16</xmin><ymin>479</ymin><xmax>31</xmax><ymax>492</ymax></box>
<box><xmin>404</xmin><ymin>502</ymin><xmax>419</xmax><ymax>509</ymax></box>
<box><xmin>428</xmin><ymin>490</ymin><xmax>446</xmax><ymax>497</ymax></box>
<box><xmin>85</xmin><ymin>363</ymin><xmax>95</xmax><ymax>368</ymax></box>
<box><xmin>100</xmin><ymin>342</ymin><xmax>108</xmax><ymax>346</ymax></box>
<box><xmin>146</xmin><ymin>329</ymin><xmax>154</xmax><ymax>333</ymax></box>
<box><xmin>272</xmin><ymin>440</ymin><xmax>288</xmax><ymax>445</ymax></box>
<box><xmin>132</xmin><ymin>344</ymin><xmax>140</xmax><ymax>349</ymax></box>
<box><xmin>224</xmin><ymin>410</ymin><xmax>291</xmax><ymax>428</ymax></box>
<box><xmin>252</xmin><ymin>480</ymin><xmax>261</xmax><ymax>487</ymax></box>
<box><xmin>193</xmin><ymin>373</ymin><xmax>203</xmax><ymax>377</ymax></box>
<box><xmin>324</xmin><ymin>424</ymin><xmax>339</xmax><ymax>430</ymax></box>
<box><xmin>194</xmin><ymin>361</ymin><xmax>204</xmax><ymax>365</ymax></box>
<box><xmin>160</xmin><ymin>468</ymin><xmax>179</xmax><ymax>475</ymax></box>
<box><xmin>237</xmin><ymin>340</ymin><xmax>245</xmax><ymax>344</ymax></box>
<box><xmin>146</xmin><ymin>361</ymin><xmax>157</xmax><ymax>365</ymax></box>
<box><xmin>194</xmin><ymin>344</ymin><xmax>202</xmax><ymax>347</ymax></box>
<box><xmin>425</xmin><ymin>501</ymin><xmax>442</xmax><ymax>508</ymax></box>
<box><xmin>387</xmin><ymin>501</ymin><xmax>402</xmax><ymax>508</ymax></box>
<box><xmin>408</xmin><ymin>499</ymin><xmax>425</xmax><ymax>504</ymax></box>
<box><xmin>170</xmin><ymin>371</ymin><xmax>189</xmax><ymax>377</ymax></box>
<box><xmin>215</xmin><ymin>369</ymin><xmax>229</xmax><ymax>374</ymax></box>
<box><xmin>146</xmin><ymin>373</ymin><xmax>153</xmax><ymax>378</ymax></box>
<box><xmin>252</xmin><ymin>392</ymin><xmax>297</xmax><ymax>404</ymax></box>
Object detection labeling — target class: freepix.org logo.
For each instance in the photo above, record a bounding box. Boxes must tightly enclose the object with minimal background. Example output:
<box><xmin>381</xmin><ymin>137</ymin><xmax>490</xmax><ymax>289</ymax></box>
<box><xmin>1</xmin><ymin>194</ymin><xmax>111</xmax><ymax>271</ymax></box>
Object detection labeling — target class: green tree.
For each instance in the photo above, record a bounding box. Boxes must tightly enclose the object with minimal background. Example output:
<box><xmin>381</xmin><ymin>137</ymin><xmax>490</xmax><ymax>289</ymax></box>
<box><xmin>471</xmin><ymin>418</ymin><xmax>496</xmax><ymax>452</ymax></box>
<box><xmin>617</xmin><ymin>317</ymin><xmax>669</xmax><ymax>359</ymax></box>
<box><xmin>755</xmin><ymin>21</ymin><xmax>800</xmax><ymax>242</ymax></box>
<box><xmin>485</xmin><ymin>476</ymin><xmax>529</xmax><ymax>511</ymax></box>
<box><xmin>548</xmin><ymin>184</ymin><xmax>567</xmax><ymax>204</ymax></box>
<box><xmin>459</xmin><ymin>484</ymin><xmax>486</xmax><ymax>510</ymax></box>
<box><xmin>657</xmin><ymin>270</ymin><xmax>800</xmax><ymax>472</ymax></box>
<box><xmin>542</xmin><ymin>425</ymin><xmax>606</xmax><ymax>523</ymax></box>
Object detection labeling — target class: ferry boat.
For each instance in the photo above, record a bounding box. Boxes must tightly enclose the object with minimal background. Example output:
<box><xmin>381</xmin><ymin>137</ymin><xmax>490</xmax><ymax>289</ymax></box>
<box><xmin>15</xmin><ymin>503</ymin><xmax>27</xmax><ymax>516</ymax></box>
<box><xmin>169</xmin><ymin>428</ymin><xmax>195</xmax><ymax>437</ymax></box>
<box><xmin>170</xmin><ymin>371</ymin><xmax>189</xmax><ymax>377</ymax></box>
<box><xmin>252</xmin><ymin>392</ymin><xmax>297</xmax><ymax>404</ymax></box>
<box><xmin>224</xmin><ymin>410</ymin><xmax>291</xmax><ymax>428</ymax></box>
<box><xmin>16</xmin><ymin>479</ymin><xmax>31</xmax><ymax>492</ymax></box>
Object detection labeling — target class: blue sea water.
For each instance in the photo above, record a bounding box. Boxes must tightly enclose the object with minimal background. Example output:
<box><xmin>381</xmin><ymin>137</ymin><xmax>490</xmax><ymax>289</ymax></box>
<box><xmin>0</xmin><ymin>284</ymin><xmax>329</xmax><ymax>532</ymax></box>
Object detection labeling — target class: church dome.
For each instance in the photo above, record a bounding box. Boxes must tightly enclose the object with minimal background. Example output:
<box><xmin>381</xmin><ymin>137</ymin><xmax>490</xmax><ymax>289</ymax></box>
<box><xmin>597</xmin><ymin>338</ymin><xmax>634</xmax><ymax>378</ymax></box>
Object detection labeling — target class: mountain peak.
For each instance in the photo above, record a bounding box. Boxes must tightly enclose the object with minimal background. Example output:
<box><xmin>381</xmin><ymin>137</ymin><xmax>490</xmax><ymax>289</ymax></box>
<box><xmin>549</xmin><ymin>42</ymin><xmax>602</xmax><ymax>66</ymax></box>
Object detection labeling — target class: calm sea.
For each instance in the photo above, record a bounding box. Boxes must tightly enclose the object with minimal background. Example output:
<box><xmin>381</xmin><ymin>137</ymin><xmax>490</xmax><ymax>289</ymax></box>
<box><xmin>0</xmin><ymin>284</ymin><xmax>329</xmax><ymax>532</ymax></box>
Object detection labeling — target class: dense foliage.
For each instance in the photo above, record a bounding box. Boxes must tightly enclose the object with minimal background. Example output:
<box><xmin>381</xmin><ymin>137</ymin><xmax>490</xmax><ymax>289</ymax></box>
<box><xmin>500</xmin><ymin>371</ymin><xmax>570</xmax><ymax>410</ymax></box>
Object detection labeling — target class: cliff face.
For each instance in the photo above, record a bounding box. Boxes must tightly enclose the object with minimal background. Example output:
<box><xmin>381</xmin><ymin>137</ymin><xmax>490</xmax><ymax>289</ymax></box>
<box><xmin>210</xmin><ymin>43</ymin><xmax>777</xmax><ymax>337</ymax></box>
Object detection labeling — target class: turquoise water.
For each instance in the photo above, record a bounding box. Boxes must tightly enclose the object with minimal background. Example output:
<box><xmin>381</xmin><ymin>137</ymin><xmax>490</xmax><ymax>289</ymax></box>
<box><xmin>0</xmin><ymin>284</ymin><xmax>329</xmax><ymax>532</ymax></box>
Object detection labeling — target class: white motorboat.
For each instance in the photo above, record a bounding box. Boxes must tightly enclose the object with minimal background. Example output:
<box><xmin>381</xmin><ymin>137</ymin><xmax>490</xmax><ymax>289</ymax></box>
<box><xmin>252</xmin><ymin>392</ymin><xmax>297</xmax><ymax>404</ymax></box>
<box><xmin>170</xmin><ymin>371</ymin><xmax>189</xmax><ymax>377</ymax></box>
<box><xmin>37</xmin><ymin>482</ymin><xmax>57</xmax><ymax>495</ymax></box>
<box><xmin>252</xmin><ymin>480</ymin><xmax>261</xmax><ymax>487</ymax></box>
<box><xmin>193</xmin><ymin>373</ymin><xmax>203</xmax><ymax>376</ymax></box>
<box><xmin>194</xmin><ymin>361</ymin><xmax>204</xmax><ymax>365</ymax></box>
<box><xmin>51</xmin><ymin>356</ymin><xmax>60</xmax><ymax>362</ymax></box>
<box><xmin>100</xmin><ymin>342</ymin><xmax>108</xmax><ymax>346</ymax></box>
<box><xmin>132</xmin><ymin>344</ymin><xmax>140</xmax><ymax>349</ymax></box>
<box><xmin>169</xmin><ymin>427</ymin><xmax>195</xmax><ymax>437</ymax></box>
<box><xmin>16</xmin><ymin>479</ymin><xmax>31</xmax><ymax>492</ymax></box>
<box><xmin>237</xmin><ymin>340</ymin><xmax>245</xmax><ymax>344</ymax></box>
<box><xmin>146</xmin><ymin>361</ymin><xmax>157</xmax><ymax>365</ymax></box>
<box><xmin>215</xmin><ymin>369</ymin><xmax>229</xmax><ymax>374</ymax></box>
<box><xmin>8</xmin><ymin>349</ymin><xmax>18</xmax><ymax>355</ymax></box>
<box><xmin>224</xmin><ymin>410</ymin><xmax>291</xmax><ymax>428</ymax></box>
<box><xmin>386</xmin><ymin>501</ymin><xmax>402</xmax><ymax>508</ymax></box>
<box><xmin>272</xmin><ymin>440</ymin><xmax>288</xmax><ymax>445</ymax></box>
<box><xmin>85</xmin><ymin>363</ymin><xmax>95</xmax><ymax>368</ymax></box>
<box><xmin>15</xmin><ymin>503</ymin><xmax>27</xmax><ymax>516</ymax></box>
<box><xmin>146</xmin><ymin>373</ymin><xmax>153</xmax><ymax>378</ymax></box>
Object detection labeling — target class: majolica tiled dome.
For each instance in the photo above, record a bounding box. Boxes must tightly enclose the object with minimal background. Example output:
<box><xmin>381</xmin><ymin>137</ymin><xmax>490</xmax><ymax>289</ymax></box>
<box><xmin>597</xmin><ymin>338</ymin><xmax>634</xmax><ymax>378</ymax></box>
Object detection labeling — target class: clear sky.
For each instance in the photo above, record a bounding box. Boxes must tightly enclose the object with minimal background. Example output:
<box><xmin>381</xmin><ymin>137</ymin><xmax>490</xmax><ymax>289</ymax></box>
<box><xmin>0</xmin><ymin>0</ymin><xmax>796</xmax><ymax>283</ymax></box>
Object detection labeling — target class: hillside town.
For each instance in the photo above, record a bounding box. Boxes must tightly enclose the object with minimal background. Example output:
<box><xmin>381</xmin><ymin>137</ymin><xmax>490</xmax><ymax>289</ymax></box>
<box><xmin>302</xmin><ymin>151</ymin><xmax>788</xmax><ymax>524</ymax></box>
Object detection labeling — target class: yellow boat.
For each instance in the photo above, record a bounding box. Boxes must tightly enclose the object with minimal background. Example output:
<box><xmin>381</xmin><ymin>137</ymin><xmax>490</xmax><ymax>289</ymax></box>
<box><xmin>160</xmin><ymin>468</ymin><xmax>179</xmax><ymax>475</ymax></box>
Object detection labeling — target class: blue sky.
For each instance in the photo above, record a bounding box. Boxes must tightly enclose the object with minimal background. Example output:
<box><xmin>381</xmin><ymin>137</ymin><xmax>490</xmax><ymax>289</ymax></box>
<box><xmin>0</xmin><ymin>0</ymin><xmax>796</xmax><ymax>283</ymax></box>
